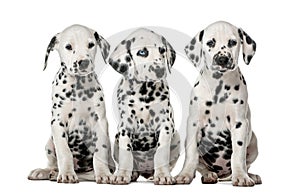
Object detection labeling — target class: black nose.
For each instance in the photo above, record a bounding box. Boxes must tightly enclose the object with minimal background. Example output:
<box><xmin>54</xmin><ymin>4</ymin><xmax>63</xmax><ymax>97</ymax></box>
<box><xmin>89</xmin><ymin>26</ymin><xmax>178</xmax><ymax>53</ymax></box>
<box><xmin>216</xmin><ymin>56</ymin><xmax>229</xmax><ymax>66</ymax></box>
<box><xmin>78</xmin><ymin>59</ymin><xmax>90</xmax><ymax>70</ymax></box>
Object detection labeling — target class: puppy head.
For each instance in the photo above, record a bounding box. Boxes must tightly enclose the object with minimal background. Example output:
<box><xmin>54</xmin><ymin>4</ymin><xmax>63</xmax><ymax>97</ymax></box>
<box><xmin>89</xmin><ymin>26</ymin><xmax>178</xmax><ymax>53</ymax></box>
<box><xmin>43</xmin><ymin>24</ymin><xmax>110</xmax><ymax>76</ymax></box>
<box><xmin>185</xmin><ymin>21</ymin><xmax>256</xmax><ymax>74</ymax></box>
<box><xmin>108</xmin><ymin>28</ymin><xmax>176</xmax><ymax>81</ymax></box>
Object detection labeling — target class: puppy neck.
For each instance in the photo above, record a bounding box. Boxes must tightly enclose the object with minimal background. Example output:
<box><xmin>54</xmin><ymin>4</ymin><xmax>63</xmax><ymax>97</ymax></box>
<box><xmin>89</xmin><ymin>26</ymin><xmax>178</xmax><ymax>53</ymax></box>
<box><xmin>54</xmin><ymin>66</ymin><xmax>98</xmax><ymax>87</ymax></box>
<box><xmin>200</xmin><ymin>66</ymin><xmax>242</xmax><ymax>83</ymax></box>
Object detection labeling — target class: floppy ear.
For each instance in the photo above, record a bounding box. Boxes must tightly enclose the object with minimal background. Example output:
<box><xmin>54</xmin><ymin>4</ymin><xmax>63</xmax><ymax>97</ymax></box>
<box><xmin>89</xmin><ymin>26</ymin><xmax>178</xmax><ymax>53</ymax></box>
<box><xmin>108</xmin><ymin>38</ymin><xmax>133</xmax><ymax>76</ymax></box>
<box><xmin>161</xmin><ymin>36</ymin><xmax>176</xmax><ymax>73</ymax></box>
<box><xmin>93</xmin><ymin>32</ymin><xmax>110</xmax><ymax>63</ymax></box>
<box><xmin>238</xmin><ymin>28</ymin><xmax>256</xmax><ymax>65</ymax></box>
<box><xmin>43</xmin><ymin>33</ymin><xmax>60</xmax><ymax>71</ymax></box>
<box><xmin>184</xmin><ymin>30</ymin><xmax>204</xmax><ymax>70</ymax></box>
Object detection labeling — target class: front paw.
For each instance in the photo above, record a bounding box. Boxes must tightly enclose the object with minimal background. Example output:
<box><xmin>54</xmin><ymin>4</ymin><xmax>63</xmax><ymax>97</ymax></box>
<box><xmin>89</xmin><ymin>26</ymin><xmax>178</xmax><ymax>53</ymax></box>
<box><xmin>96</xmin><ymin>174</ymin><xmax>114</xmax><ymax>184</ymax></box>
<box><xmin>248</xmin><ymin>173</ymin><xmax>262</xmax><ymax>184</ymax></box>
<box><xmin>111</xmin><ymin>171</ymin><xmax>131</xmax><ymax>185</ymax></box>
<box><xmin>201</xmin><ymin>172</ymin><xmax>218</xmax><ymax>184</ymax></box>
<box><xmin>154</xmin><ymin>175</ymin><xmax>175</xmax><ymax>185</ymax></box>
<box><xmin>175</xmin><ymin>173</ymin><xmax>194</xmax><ymax>184</ymax></box>
<box><xmin>57</xmin><ymin>171</ymin><xmax>79</xmax><ymax>183</ymax></box>
<box><xmin>232</xmin><ymin>174</ymin><xmax>255</xmax><ymax>187</ymax></box>
<box><xmin>28</xmin><ymin>168</ymin><xmax>51</xmax><ymax>180</ymax></box>
<box><xmin>49</xmin><ymin>169</ymin><xmax>58</xmax><ymax>181</ymax></box>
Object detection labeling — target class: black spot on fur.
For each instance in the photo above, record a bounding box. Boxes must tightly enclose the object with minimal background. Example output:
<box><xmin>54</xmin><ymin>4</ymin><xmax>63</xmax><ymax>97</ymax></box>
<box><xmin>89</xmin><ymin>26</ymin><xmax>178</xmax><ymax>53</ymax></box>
<box><xmin>252</xmin><ymin>41</ymin><xmax>256</xmax><ymax>52</ymax></box>
<box><xmin>159</xmin><ymin>47</ymin><xmax>166</xmax><ymax>54</ymax></box>
<box><xmin>190</xmin><ymin>37</ymin><xmax>196</xmax><ymax>45</ymax></box>
<box><xmin>247</xmin><ymin>55</ymin><xmax>253</xmax><ymax>63</ymax></box>
<box><xmin>206</xmin><ymin>101</ymin><xmax>213</xmax><ymax>106</ymax></box>
<box><xmin>238</xmin><ymin>29</ymin><xmax>243</xmax><ymax>40</ymax></box>
<box><xmin>139</xmin><ymin>83</ymin><xmax>147</xmax><ymax>95</ymax></box>
<box><xmin>236</xmin><ymin>122</ymin><xmax>242</xmax><ymax>129</ymax></box>
<box><xmin>246</xmin><ymin>35</ymin><xmax>252</xmax><ymax>44</ymax></box>
<box><xmin>224</xmin><ymin>85</ymin><xmax>230</xmax><ymax>90</ymax></box>
<box><xmin>199</xmin><ymin>30</ymin><xmax>204</xmax><ymax>42</ymax></box>
<box><xmin>126</xmin><ymin>40</ymin><xmax>131</xmax><ymax>50</ymax></box>
<box><xmin>212</xmin><ymin>72</ymin><xmax>223</xmax><ymax>79</ymax></box>
<box><xmin>59</xmin><ymin>122</ymin><xmax>64</xmax><ymax>127</ymax></box>
<box><xmin>227</xmin><ymin>115</ymin><xmax>230</xmax><ymax>123</ymax></box>
<box><xmin>189</xmin><ymin>54</ymin><xmax>195</xmax><ymax>60</ymax></box>
<box><xmin>234</xmin><ymin>85</ymin><xmax>240</xmax><ymax>91</ymax></box>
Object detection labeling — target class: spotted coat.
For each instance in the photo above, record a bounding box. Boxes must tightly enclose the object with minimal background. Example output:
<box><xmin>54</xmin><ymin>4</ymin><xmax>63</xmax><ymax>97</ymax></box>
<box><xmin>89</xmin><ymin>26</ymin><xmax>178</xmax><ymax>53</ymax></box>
<box><xmin>108</xmin><ymin>28</ymin><xmax>180</xmax><ymax>185</ymax></box>
<box><xmin>176</xmin><ymin>21</ymin><xmax>261</xmax><ymax>187</ymax></box>
<box><xmin>28</xmin><ymin>25</ymin><xmax>114</xmax><ymax>184</ymax></box>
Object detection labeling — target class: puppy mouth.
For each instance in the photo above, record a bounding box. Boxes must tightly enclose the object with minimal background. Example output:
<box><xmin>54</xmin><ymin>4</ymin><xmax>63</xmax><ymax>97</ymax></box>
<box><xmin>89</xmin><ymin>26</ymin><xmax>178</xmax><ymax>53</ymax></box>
<box><xmin>77</xmin><ymin>70</ymin><xmax>94</xmax><ymax>76</ymax></box>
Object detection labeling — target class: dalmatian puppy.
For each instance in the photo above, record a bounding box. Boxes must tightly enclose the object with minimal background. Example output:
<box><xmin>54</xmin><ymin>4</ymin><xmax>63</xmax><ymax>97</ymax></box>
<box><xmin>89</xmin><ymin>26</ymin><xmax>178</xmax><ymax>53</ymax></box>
<box><xmin>108</xmin><ymin>28</ymin><xmax>180</xmax><ymax>185</ymax></box>
<box><xmin>176</xmin><ymin>21</ymin><xmax>261</xmax><ymax>186</ymax></box>
<box><xmin>28</xmin><ymin>24</ymin><xmax>115</xmax><ymax>183</ymax></box>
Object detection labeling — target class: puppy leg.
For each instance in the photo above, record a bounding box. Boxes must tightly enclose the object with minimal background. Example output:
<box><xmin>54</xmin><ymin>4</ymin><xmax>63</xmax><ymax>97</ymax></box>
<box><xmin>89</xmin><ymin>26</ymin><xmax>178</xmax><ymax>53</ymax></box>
<box><xmin>197</xmin><ymin>160</ymin><xmax>218</xmax><ymax>184</ymax></box>
<box><xmin>231</xmin><ymin>118</ymin><xmax>254</xmax><ymax>187</ymax></box>
<box><xmin>28</xmin><ymin>138</ymin><xmax>57</xmax><ymax>180</ymax></box>
<box><xmin>131</xmin><ymin>171</ymin><xmax>140</xmax><ymax>182</ymax></box>
<box><xmin>51</xmin><ymin>123</ymin><xmax>78</xmax><ymax>183</ymax></box>
<box><xmin>246</xmin><ymin>132</ymin><xmax>262</xmax><ymax>184</ymax></box>
<box><xmin>176</xmin><ymin>115</ymin><xmax>200</xmax><ymax>184</ymax></box>
<box><xmin>154</xmin><ymin>123</ymin><xmax>174</xmax><ymax>185</ymax></box>
<box><xmin>169</xmin><ymin>131</ymin><xmax>180</xmax><ymax>171</ymax></box>
<box><xmin>49</xmin><ymin>170</ymin><xmax>95</xmax><ymax>181</ymax></box>
<box><xmin>93</xmin><ymin>116</ymin><xmax>115</xmax><ymax>184</ymax></box>
<box><xmin>112</xmin><ymin>128</ymin><xmax>133</xmax><ymax>185</ymax></box>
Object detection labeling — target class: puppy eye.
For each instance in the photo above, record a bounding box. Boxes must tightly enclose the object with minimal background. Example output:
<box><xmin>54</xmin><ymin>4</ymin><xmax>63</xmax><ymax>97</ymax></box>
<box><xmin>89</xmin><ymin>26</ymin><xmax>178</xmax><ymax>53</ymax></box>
<box><xmin>88</xmin><ymin>42</ymin><xmax>95</xmax><ymax>49</ymax></box>
<box><xmin>228</xmin><ymin>39</ymin><xmax>237</xmax><ymax>48</ymax></box>
<box><xmin>65</xmin><ymin>44</ymin><xmax>72</xmax><ymax>51</ymax></box>
<box><xmin>206</xmin><ymin>40</ymin><xmax>215</xmax><ymax>48</ymax></box>
<box><xmin>137</xmin><ymin>48</ymin><xmax>149</xmax><ymax>57</ymax></box>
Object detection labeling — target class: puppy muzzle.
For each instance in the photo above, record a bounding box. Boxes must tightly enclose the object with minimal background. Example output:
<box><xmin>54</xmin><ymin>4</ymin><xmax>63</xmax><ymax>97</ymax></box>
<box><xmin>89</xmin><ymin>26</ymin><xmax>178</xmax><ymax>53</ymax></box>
<box><xmin>213</xmin><ymin>53</ymin><xmax>234</xmax><ymax>70</ymax></box>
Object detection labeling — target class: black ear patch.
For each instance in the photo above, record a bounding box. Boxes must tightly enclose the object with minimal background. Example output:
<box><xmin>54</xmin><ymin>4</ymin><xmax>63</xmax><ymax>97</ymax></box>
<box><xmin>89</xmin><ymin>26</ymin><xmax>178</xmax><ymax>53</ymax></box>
<box><xmin>126</xmin><ymin>40</ymin><xmax>131</xmax><ymax>51</ymax></box>
<box><xmin>238</xmin><ymin>29</ymin><xmax>243</xmax><ymax>41</ymax></box>
<box><xmin>47</xmin><ymin>36</ymin><xmax>57</xmax><ymax>52</ymax></box>
<box><xmin>44</xmin><ymin>35</ymin><xmax>58</xmax><ymax>71</ymax></box>
<box><xmin>199</xmin><ymin>30</ymin><xmax>204</xmax><ymax>42</ymax></box>
<box><xmin>94</xmin><ymin>32</ymin><xmax>110</xmax><ymax>61</ymax></box>
<box><xmin>252</xmin><ymin>42</ymin><xmax>256</xmax><ymax>52</ymax></box>
<box><xmin>108</xmin><ymin>58</ymin><xmax>129</xmax><ymax>74</ymax></box>
<box><xmin>94</xmin><ymin>32</ymin><xmax>100</xmax><ymax>41</ymax></box>
<box><xmin>239</xmin><ymin>28</ymin><xmax>256</xmax><ymax>65</ymax></box>
<box><xmin>243</xmin><ymin>31</ymin><xmax>253</xmax><ymax>44</ymax></box>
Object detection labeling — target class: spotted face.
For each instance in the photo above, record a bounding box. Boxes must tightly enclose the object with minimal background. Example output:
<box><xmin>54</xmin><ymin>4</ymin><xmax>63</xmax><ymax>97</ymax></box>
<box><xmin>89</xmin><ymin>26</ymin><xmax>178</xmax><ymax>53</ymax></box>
<box><xmin>108</xmin><ymin>28</ymin><xmax>176</xmax><ymax>81</ymax></box>
<box><xmin>185</xmin><ymin>21</ymin><xmax>256</xmax><ymax>74</ymax></box>
<box><xmin>203</xmin><ymin>29</ymin><xmax>239</xmax><ymax>72</ymax></box>
<box><xmin>131</xmin><ymin>45</ymin><xmax>170</xmax><ymax>81</ymax></box>
<box><xmin>44</xmin><ymin>24</ymin><xmax>110</xmax><ymax>76</ymax></box>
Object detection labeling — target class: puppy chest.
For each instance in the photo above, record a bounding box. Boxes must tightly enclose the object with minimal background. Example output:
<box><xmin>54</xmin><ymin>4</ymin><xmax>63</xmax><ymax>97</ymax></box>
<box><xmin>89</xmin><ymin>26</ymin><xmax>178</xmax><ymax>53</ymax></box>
<box><xmin>131</xmin><ymin>131</ymin><xmax>158</xmax><ymax>152</ymax></box>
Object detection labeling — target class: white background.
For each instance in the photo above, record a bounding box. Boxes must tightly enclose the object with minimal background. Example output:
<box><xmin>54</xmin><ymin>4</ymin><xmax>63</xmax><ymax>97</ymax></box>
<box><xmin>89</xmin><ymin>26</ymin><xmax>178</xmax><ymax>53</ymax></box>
<box><xmin>0</xmin><ymin>0</ymin><xmax>299</xmax><ymax>194</ymax></box>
